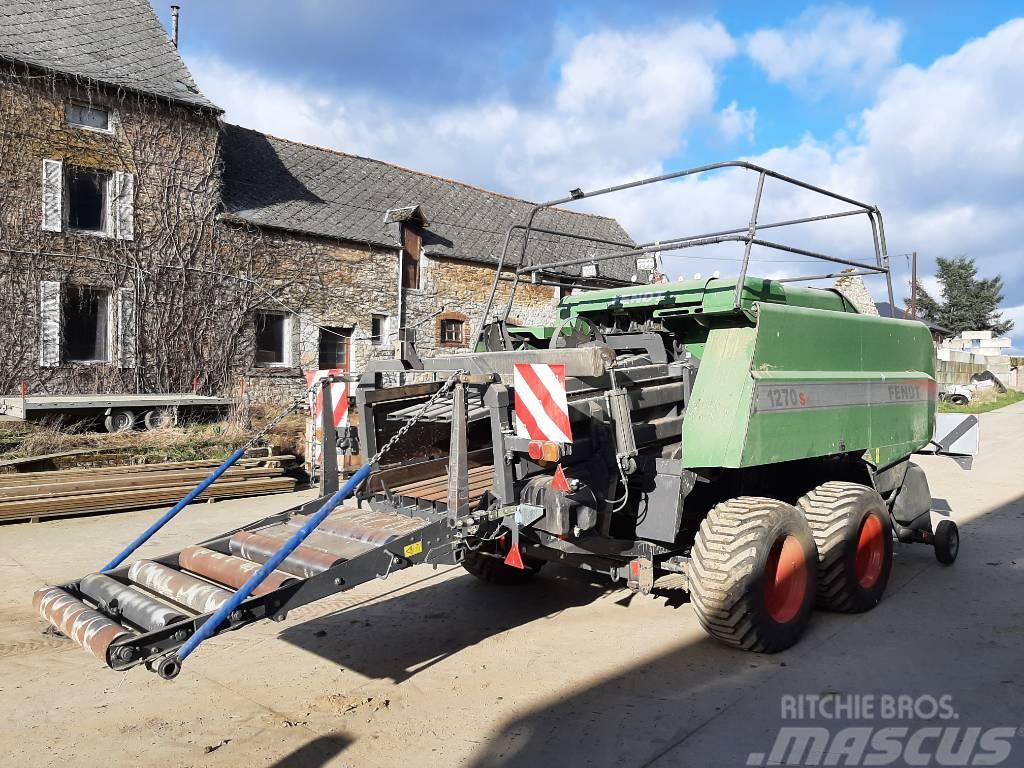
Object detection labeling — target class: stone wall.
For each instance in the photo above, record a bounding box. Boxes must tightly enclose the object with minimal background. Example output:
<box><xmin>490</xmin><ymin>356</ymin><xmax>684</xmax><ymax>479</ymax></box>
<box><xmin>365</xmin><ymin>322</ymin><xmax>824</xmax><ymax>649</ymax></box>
<box><xmin>0</xmin><ymin>64</ymin><xmax>232</xmax><ymax>397</ymax></box>
<box><xmin>405</xmin><ymin>255</ymin><xmax>561</xmax><ymax>355</ymax></box>
<box><xmin>0</xmin><ymin>66</ymin><xmax>608</xmax><ymax>408</ymax></box>
<box><xmin>833</xmin><ymin>271</ymin><xmax>879</xmax><ymax>316</ymax></box>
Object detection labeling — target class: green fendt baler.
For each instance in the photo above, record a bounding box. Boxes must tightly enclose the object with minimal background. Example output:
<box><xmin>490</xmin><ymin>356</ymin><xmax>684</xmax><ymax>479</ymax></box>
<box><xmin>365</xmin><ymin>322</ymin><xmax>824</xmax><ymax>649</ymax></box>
<box><xmin>559</xmin><ymin>276</ymin><xmax>937</xmax><ymax>470</ymax></box>
<box><xmin>35</xmin><ymin>163</ymin><xmax>966</xmax><ymax>679</ymax></box>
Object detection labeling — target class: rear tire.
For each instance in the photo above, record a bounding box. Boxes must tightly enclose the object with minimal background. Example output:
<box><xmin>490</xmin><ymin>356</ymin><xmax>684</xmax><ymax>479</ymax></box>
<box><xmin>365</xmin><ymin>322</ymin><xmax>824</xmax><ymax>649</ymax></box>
<box><xmin>462</xmin><ymin>537</ymin><xmax>544</xmax><ymax>585</ymax></box>
<box><xmin>690</xmin><ymin>497</ymin><xmax>817</xmax><ymax>653</ymax></box>
<box><xmin>797</xmin><ymin>482</ymin><xmax>893</xmax><ymax>612</ymax></box>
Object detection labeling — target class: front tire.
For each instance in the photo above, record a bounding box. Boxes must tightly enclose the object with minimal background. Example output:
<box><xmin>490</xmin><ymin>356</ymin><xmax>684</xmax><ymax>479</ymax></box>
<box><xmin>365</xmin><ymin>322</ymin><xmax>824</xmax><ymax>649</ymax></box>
<box><xmin>934</xmin><ymin>520</ymin><xmax>959</xmax><ymax>565</ymax></box>
<box><xmin>797</xmin><ymin>482</ymin><xmax>893</xmax><ymax>612</ymax></box>
<box><xmin>690</xmin><ymin>497</ymin><xmax>818</xmax><ymax>653</ymax></box>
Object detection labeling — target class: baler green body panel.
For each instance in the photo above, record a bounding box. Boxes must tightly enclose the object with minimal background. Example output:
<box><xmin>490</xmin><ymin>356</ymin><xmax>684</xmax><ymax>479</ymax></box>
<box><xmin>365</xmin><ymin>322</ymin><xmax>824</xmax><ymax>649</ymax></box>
<box><xmin>559</xmin><ymin>276</ymin><xmax>857</xmax><ymax>320</ymax></box>
<box><xmin>682</xmin><ymin>303</ymin><xmax>936</xmax><ymax>470</ymax></box>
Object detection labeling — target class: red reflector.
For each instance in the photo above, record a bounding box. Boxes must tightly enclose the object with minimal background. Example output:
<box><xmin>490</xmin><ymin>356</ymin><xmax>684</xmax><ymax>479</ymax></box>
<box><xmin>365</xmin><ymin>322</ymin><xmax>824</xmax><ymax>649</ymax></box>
<box><xmin>552</xmin><ymin>463</ymin><xmax>571</xmax><ymax>493</ymax></box>
<box><xmin>504</xmin><ymin>545</ymin><xmax>525</xmax><ymax>569</ymax></box>
<box><xmin>527</xmin><ymin>441</ymin><xmax>543</xmax><ymax>460</ymax></box>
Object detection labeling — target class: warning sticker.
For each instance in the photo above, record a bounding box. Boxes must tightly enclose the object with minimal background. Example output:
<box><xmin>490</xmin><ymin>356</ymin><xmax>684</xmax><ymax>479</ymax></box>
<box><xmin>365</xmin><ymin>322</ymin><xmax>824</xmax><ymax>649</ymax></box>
<box><xmin>403</xmin><ymin>541</ymin><xmax>424</xmax><ymax>558</ymax></box>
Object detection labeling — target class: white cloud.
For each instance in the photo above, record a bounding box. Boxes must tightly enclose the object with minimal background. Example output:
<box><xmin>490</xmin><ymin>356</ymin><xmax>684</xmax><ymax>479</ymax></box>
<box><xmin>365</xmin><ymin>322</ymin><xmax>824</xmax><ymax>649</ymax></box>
<box><xmin>580</xmin><ymin>20</ymin><xmax>1024</xmax><ymax>315</ymax></box>
<box><xmin>717</xmin><ymin>101</ymin><xmax>756</xmax><ymax>142</ymax></box>
<box><xmin>190</xmin><ymin>21</ymin><xmax>736</xmax><ymax>197</ymax></box>
<box><xmin>190</xmin><ymin>15</ymin><xmax>1024</xmax><ymax>319</ymax></box>
<box><xmin>1001</xmin><ymin>304</ymin><xmax>1024</xmax><ymax>353</ymax></box>
<box><xmin>746</xmin><ymin>6</ymin><xmax>904</xmax><ymax>96</ymax></box>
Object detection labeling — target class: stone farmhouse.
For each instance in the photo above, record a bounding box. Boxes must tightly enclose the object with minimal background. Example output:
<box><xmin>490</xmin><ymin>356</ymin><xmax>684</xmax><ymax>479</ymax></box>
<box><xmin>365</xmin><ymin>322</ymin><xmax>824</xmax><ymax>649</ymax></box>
<box><xmin>0</xmin><ymin>0</ymin><xmax>639</xmax><ymax>405</ymax></box>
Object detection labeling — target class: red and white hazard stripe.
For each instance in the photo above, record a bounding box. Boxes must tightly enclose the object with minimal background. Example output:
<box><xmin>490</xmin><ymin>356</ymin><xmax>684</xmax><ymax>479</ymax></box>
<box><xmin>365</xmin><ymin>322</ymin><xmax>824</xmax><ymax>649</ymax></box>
<box><xmin>513</xmin><ymin>363</ymin><xmax>573</xmax><ymax>444</ymax></box>
<box><xmin>306</xmin><ymin>369</ymin><xmax>349</xmax><ymax>471</ymax></box>
<box><xmin>306</xmin><ymin>368</ymin><xmax>349</xmax><ymax>428</ymax></box>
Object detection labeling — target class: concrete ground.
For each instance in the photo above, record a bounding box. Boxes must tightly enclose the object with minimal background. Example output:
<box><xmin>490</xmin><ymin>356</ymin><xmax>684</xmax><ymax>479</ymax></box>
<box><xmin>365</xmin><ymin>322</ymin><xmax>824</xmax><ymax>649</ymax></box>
<box><xmin>1</xmin><ymin>403</ymin><xmax>1022</xmax><ymax>768</ymax></box>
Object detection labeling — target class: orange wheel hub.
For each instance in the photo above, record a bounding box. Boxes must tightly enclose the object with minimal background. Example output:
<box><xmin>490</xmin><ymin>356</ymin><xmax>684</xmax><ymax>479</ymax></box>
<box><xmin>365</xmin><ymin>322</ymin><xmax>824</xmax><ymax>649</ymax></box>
<box><xmin>763</xmin><ymin>534</ymin><xmax>808</xmax><ymax>624</ymax></box>
<box><xmin>855</xmin><ymin>513</ymin><xmax>885</xmax><ymax>589</ymax></box>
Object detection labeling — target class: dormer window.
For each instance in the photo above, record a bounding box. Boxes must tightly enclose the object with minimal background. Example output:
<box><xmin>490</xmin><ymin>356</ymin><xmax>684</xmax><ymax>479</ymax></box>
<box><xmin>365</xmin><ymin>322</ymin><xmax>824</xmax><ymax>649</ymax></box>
<box><xmin>401</xmin><ymin>222</ymin><xmax>422</xmax><ymax>290</ymax></box>
<box><xmin>65</xmin><ymin>100</ymin><xmax>111</xmax><ymax>132</ymax></box>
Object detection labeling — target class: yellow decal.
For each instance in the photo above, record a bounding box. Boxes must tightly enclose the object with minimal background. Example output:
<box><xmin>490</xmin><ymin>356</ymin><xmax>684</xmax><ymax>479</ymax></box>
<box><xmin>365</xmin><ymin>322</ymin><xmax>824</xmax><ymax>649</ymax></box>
<box><xmin>875</xmin><ymin>447</ymin><xmax>881</xmax><ymax>463</ymax></box>
<box><xmin>403</xmin><ymin>541</ymin><xmax>423</xmax><ymax>558</ymax></box>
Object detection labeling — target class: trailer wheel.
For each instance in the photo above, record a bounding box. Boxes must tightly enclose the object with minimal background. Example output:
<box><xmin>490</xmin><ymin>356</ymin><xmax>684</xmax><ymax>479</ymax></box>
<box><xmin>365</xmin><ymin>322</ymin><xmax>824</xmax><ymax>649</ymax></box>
<box><xmin>690</xmin><ymin>497</ymin><xmax>817</xmax><ymax>653</ymax></box>
<box><xmin>797</xmin><ymin>482</ymin><xmax>892</xmax><ymax>612</ymax></box>
<box><xmin>462</xmin><ymin>537</ymin><xmax>544</xmax><ymax>585</ymax></box>
<box><xmin>934</xmin><ymin>520</ymin><xmax>959</xmax><ymax>565</ymax></box>
<box><xmin>104</xmin><ymin>408</ymin><xmax>136</xmax><ymax>433</ymax></box>
<box><xmin>143</xmin><ymin>408</ymin><xmax>177</xmax><ymax>430</ymax></box>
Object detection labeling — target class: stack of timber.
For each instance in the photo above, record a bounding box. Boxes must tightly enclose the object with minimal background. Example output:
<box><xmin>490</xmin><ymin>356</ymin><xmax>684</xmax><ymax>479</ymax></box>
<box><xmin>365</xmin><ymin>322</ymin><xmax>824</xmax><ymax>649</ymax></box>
<box><xmin>0</xmin><ymin>454</ymin><xmax>298</xmax><ymax>523</ymax></box>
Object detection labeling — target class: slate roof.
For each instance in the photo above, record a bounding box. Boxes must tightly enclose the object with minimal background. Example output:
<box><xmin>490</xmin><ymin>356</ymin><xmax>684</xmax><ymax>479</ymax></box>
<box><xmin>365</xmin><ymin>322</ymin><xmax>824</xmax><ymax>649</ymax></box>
<box><xmin>876</xmin><ymin>302</ymin><xmax>953</xmax><ymax>335</ymax></box>
<box><xmin>220</xmin><ymin>124</ymin><xmax>638</xmax><ymax>282</ymax></box>
<box><xmin>0</xmin><ymin>0</ymin><xmax>218</xmax><ymax>109</ymax></box>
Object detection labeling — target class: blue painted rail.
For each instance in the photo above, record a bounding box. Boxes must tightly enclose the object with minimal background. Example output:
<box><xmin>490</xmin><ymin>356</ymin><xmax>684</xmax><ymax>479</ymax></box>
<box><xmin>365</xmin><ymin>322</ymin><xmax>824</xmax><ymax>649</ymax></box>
<box><xmin>100</xmin><ymin>447</ymin><xmax>248</xmax><ymax>573</ymax></box>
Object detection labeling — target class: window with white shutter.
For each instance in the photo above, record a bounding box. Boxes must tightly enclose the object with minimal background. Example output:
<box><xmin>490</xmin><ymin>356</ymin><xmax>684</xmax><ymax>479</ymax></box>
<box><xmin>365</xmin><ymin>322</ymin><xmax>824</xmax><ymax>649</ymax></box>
<box><xmin>39</xmin><ymin>281</ymin><xmax>62</xmax><ymax>367</ymax></box>
<box><xmin>113</xmin><ymin>171</ymin><xmax>134</xmax><ymax>240</ymax></box>
<box><xmin>41</xmin><ymin>160</ymin><xmax>63</xmax><ymax>232</ymax></box>
<box><xmin>117</xmin><ymin>288</ymin><xmax>137</xmax><ymax>368</ymax></box>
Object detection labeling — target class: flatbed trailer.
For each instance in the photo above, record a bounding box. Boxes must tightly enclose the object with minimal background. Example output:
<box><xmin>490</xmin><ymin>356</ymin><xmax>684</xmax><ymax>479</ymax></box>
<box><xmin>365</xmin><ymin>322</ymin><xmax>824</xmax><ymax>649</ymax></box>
<box><xmin>0</xmin><ymin>393</ymin><xmax>233</xmax><ymax>431</ymax></box>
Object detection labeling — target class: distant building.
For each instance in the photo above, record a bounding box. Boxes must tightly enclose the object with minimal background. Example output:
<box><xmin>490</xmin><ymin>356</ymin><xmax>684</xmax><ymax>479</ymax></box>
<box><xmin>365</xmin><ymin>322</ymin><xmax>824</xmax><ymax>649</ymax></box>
<box><xmin>875</xmin><ymin>303</ymin><xmax>954</xmax><ymax>346</ymax></box>
<box><xmin>0</xmin><ymin>0</ymin><xmax>638</xmax><ymax>404</ymax></box>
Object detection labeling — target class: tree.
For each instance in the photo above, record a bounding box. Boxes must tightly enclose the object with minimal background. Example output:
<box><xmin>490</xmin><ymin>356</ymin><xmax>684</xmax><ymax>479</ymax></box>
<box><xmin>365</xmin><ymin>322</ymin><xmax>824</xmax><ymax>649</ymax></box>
<box><xmin>908</xmin><ymin>256</ymin><xmax>1014</xmax><ymax>336</ymax></box>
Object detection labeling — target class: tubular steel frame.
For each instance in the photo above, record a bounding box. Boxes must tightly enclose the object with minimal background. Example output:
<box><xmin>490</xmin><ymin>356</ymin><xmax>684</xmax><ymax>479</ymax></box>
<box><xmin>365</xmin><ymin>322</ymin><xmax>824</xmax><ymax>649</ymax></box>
<box><xmin>478</xmin><ymin>161</ymin><xmax>895</xmax><ymax>339</ymax></box>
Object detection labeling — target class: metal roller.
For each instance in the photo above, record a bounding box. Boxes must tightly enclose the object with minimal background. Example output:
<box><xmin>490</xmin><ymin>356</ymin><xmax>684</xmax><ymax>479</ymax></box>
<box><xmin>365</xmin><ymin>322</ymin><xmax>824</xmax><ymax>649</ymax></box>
<box><xmin>229</xmin><ymin>531</ymin><xmax>344</xmax><ymax>578</ymax></box>
<box><xmin>33</xmin><ymin>586</ymin><xmax>133</xmax><ymax>663</ymax></box>
<box><xmin>178</xmin><ymin>546</ymin><xmax>297</xmax><ymax>596</ymax></box>
<box><xmin>287</xmin><ymin>509</ymin><xmax>424</xmax><ymax>546</ymax></box>
<box><xmin>127</xmin><ymin>560</ymin><xmax>233</xmax><ymax>614</ymax></box>
<box><xmin>237</xmin><ymin>525</ymin><xmax>375</xmax><ymax>560</ymax></box>
<box><xmin>79</xmin><ymin>573</ymin><xmax>188</xmax><ymax>631</ymax></box>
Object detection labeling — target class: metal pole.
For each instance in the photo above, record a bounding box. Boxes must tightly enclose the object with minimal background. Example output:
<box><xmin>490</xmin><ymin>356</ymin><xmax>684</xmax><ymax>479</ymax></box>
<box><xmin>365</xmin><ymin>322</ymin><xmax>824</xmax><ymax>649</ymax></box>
<box><xmin>446</xmin><ymin>381</ymin><xmax>468</xmax><ymax>523</ymax></box>
<box><xmin>910</xmin><ymin>251</ymin><xmax>918</xmax><ymax>319</ymax></box>
<box><xmin>100</xmin><ymin>447</ymin><xmax>248</xmax><ymax>572</ymax></box>
<box><xmin>734</xmin><ymin>171</ymin><xmax>766</xmax><ymax>308</ymax></box>
<box><xmin>170</xmin><ymin>5</ymin><xmax>180</xmax><ymax>48</ymax></box>
<box><xmin>319</xmin><ymin>379</ymin><xmax>339</xmax><ymax>496</ymax></box>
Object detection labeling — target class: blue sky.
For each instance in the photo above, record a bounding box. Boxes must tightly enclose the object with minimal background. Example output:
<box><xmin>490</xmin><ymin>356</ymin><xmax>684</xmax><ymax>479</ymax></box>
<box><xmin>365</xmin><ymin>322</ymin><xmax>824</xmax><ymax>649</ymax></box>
<box><xmin>155</xmin><ymin>1</ymin><xmax>1024</xmax><ymax>346</ymax></box>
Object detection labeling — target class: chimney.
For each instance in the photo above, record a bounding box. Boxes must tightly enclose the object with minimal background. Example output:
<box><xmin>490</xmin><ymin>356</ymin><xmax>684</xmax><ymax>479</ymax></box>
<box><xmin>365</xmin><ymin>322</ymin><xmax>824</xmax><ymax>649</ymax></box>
<box><xmin>170</xmin><ymin>5</ymin><xmax>180</xmax><ymax>48</ymax></box>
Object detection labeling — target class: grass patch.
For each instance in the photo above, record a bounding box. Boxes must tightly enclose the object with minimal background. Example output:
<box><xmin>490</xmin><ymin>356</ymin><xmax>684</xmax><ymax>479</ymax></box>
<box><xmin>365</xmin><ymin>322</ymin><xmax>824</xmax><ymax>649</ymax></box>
<box><xmin>939</xmin><ymin>389</ymin><xmax>1024</xmax><ymax>414</ymax></box>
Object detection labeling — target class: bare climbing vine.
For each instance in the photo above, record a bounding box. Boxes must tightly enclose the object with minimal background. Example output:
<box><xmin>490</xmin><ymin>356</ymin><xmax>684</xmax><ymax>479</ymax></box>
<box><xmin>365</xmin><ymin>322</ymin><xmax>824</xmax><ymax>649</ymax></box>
<box><xmin>0</xmin><ymin>62</ymin><xmax>312</xmax><ymax>396</ymax></box>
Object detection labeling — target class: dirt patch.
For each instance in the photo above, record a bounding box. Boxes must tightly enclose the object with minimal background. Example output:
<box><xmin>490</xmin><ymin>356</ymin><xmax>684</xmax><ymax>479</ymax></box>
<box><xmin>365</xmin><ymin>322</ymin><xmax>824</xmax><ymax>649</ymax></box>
<box><xmin>313</xmin><ymin>693</ymin><xmax>392</xmax><ymax>717</ymax></box>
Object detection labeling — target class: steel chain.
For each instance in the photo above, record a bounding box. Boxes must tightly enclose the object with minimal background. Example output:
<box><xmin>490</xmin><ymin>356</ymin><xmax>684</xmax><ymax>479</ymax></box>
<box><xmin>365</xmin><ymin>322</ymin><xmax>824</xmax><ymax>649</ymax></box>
<box><xmin>367</xmin><ymin>369</ymin><xmax>465</xmax><ymax>466</ymax></box>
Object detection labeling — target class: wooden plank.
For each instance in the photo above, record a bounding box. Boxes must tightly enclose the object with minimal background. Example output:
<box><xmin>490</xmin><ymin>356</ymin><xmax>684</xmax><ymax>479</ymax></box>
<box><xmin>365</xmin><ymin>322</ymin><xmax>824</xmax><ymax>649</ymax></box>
<box><xmin>412</xmin><ymin>472</ymin><xmax>494</xmax><ymax>502</ymax></box>
<box><xmin>0</xmin><ymin>467</ymin><xmax>284</xmax><ymax>500</ymax></box>
<box><xmin>0</xmin><ymin>455</ymin><xmax>296</xmax><ymax>483</ymax></box>
<box><xmin>0</xmin><ymin>477</ymin><xmax>297</xmax><ymax>522</ymax></box>
<box><xmin>389</xmin><ymin>464</ymin><xmax>492</xmax><ymax>496</ymax></box>
<box><xmin>365</xmin><ymin>449</ymin><xmax>490</xmax><ymax>495</ymax></box>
